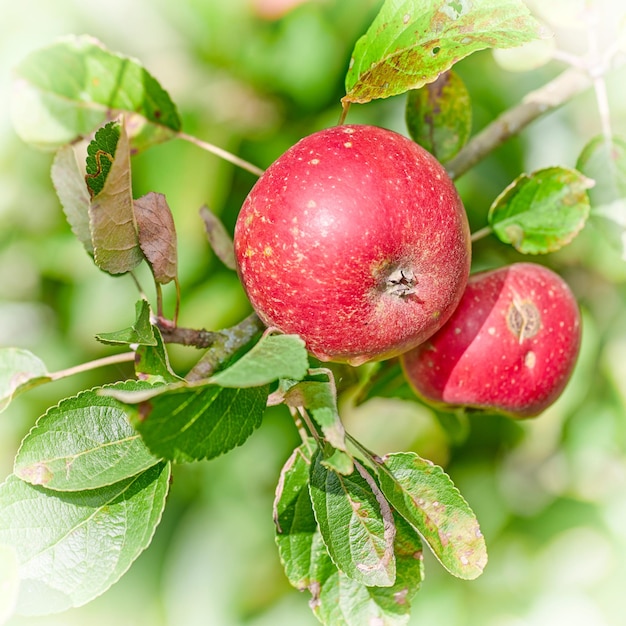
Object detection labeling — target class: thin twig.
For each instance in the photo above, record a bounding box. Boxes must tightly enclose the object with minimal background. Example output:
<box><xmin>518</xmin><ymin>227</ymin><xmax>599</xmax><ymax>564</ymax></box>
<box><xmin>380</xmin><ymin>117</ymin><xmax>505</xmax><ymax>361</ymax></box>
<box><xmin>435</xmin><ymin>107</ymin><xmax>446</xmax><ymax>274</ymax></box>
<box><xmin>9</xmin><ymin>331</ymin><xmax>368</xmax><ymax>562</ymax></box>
<box><xmin>49</xmin><ymin>352</ymin><xmax>136</xmax><ymax>382</ymax></box>
<box><xmin>445</xmin><ymin>67</ymin><xmax>592</xmax><ymax>180</ymax></box>
<box><xmin>178</xmin><ymin>132</ymin><xmax>265</xmax><ymax>177</ymax></box>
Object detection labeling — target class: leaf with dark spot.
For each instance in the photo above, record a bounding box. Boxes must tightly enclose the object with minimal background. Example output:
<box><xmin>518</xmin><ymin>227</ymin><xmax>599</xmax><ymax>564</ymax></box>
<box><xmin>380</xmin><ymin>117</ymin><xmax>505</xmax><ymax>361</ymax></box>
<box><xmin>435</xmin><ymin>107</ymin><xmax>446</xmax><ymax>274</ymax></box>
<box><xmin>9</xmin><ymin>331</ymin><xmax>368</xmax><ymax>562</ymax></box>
<box><xmin>344</xmin><ymin>0</ymin><xmax>545</xmax><ymax>104</ymax></box>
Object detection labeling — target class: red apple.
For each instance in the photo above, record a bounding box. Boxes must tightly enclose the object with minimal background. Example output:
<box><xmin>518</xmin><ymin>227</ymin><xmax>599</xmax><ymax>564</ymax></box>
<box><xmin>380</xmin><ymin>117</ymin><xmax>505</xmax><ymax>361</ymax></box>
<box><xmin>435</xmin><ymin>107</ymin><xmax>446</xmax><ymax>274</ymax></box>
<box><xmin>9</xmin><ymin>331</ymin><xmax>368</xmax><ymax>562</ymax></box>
<box><xmin>401</xmin><ymin>263</ymin><xmax>581</xmax><ymax>418</ymax></box>
<box><xmin>234</xmin><ymin>124</ymin><xmax>471</xmax><ymax>365</ymax></box>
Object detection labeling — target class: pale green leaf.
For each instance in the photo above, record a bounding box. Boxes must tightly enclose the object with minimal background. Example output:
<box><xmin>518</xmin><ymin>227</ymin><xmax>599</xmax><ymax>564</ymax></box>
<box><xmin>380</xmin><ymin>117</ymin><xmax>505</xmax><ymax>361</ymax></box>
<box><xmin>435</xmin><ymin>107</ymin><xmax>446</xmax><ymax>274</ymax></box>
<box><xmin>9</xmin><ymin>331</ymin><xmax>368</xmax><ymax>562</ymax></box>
<box><xmin>344</xmin><ymin>0</ymin><xmax>544</xmax><ymax>104</ymax></box>
<box><xmin>0</xmin><ymin>348</ymin><xmax>50</xmax><ymax>414</ymax></box>
<box><xmin>12</xmin><ymin>34</ymin><xmax>180</xmax><ymax>152</ymax></box>
<box><xmin>309</xmin><ymin>453</ymin><xmax>396</xmax><ymax>587</ymax></box>
<box><xmin>576</xmin><ymin>135</ymin><xmax>626</xmax><ymax>260</ymax></box>
<box><xmin>488</xmin><ymin>166</ymin><xmax>592</xmax><ymax>254</ymax></box>
<box><xmin>51</xmin><ymin>144</ymin><xmax>93</xmax><ymax>255</ymax></box>
<box><xmin>208</xmin><ymin>334</ymin><xmax>309</xmax><ymax>388</ymax></box>
<box><xmin>0</xmin><ymin>463</ymin><xmax>170</xmax><ymax>616</ymax></box>
<box><xmin>378</xmin><ymin>452</ymin><xmax>487</xmax><ymax>580</ymax></box>
<box><xmin>14</xmin><ymin>380</ymin><xmax>161</xmax><ymax>491</ymax></box>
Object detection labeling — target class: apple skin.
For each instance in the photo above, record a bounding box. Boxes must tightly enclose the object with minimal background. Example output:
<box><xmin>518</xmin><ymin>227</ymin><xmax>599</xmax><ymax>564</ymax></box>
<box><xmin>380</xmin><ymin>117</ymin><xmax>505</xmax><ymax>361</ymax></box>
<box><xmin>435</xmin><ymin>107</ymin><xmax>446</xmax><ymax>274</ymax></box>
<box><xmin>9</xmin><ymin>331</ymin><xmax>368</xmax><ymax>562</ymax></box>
<box><xmin>234</xmin><ymin>124</ymin><xmax>471</xmax><ymax>365</ymax></box>
<box><xmin>401</xmin><ymin>263</ymin><xmax>581</xmax><ymax>418</ymax></box>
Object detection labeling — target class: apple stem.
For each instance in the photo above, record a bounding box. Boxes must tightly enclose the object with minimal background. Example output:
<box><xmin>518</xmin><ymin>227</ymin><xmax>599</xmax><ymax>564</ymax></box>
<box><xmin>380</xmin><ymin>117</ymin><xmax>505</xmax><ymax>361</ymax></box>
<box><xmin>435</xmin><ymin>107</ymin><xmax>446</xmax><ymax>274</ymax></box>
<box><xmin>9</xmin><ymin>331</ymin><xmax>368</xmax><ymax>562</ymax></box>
<box><xmin>178</xmin><ymin>132</ymin><xmax>265</xmax><ymax>177</ymax></box>
<box><xmin>470</xmin><ymin>225</ymin><xmax>493</xmax><ymax>243</ymax></box>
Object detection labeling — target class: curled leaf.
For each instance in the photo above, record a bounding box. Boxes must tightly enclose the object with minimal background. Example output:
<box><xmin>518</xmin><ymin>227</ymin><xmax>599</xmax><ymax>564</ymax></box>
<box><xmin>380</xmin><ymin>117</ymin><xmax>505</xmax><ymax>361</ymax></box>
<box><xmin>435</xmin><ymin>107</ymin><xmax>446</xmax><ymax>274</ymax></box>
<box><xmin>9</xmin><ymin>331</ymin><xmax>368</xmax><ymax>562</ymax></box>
<box><xmin>134</xmin><ymin>192</ymin><xmax>178</xmax><ymax>284</ymax></box>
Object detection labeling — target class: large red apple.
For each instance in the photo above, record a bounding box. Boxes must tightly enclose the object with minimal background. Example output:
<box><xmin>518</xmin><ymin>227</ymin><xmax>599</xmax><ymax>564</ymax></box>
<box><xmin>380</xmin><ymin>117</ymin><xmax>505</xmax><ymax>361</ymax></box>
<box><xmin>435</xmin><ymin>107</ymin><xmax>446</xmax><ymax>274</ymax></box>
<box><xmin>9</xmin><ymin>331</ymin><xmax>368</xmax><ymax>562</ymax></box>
<box><xmin>401</xmin><ymin>263</ymin><xmax>581</xmax><ymax>418</ymax></box>
<box><xmin>234</xmin><ymin>124</ymin><xmax>471</xmax><ymax>365</ymax></box>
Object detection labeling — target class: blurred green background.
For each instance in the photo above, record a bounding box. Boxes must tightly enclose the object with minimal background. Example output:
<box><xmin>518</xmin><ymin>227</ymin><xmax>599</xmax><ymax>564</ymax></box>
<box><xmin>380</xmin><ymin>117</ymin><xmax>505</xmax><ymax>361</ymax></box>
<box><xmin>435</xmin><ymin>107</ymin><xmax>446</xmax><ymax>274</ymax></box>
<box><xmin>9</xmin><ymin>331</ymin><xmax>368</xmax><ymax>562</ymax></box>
<box><xmin>2</xmin><ymin>0</ymin><xmax>626</xmax><ymax>624</ymax></box>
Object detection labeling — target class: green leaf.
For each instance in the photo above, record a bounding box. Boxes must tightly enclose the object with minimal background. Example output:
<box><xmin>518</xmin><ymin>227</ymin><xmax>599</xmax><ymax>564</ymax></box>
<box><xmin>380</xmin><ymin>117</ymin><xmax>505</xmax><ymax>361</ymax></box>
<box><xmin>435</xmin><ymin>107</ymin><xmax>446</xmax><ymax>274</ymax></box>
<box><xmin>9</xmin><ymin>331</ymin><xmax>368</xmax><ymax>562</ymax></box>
<box><xmin>321</xmin><ymin>445</ymin><xmax>355</xmax><ymax>476</ymax></box>
<box><xmin>488</xmin><ymin>166</ymin><xmax>592</xmax><ymax>254</ymax></box>
<box><xmin>344</xmin><ymin>0</ymin><xmax>544</xmax><ymax>104</ymax></box>
<box><xmin>0</xmin><ymin>464</ymin><xmax>170</xmax><ymax>616</ymax></box>
<box><xmin>273</xmin><ymin>441</ymin><xmax>321</xmax><ymax>591</ymax></box>
<box><xmin>405</xmin><ymin>70</ymin><xmax>471</xmax><ymax>163</ymax></box>
<box><xmin>14</xmin><ymin>380</ymin><xmax>161</xmax><ymax>491</ymax></box>
<box><xmin>131</xmin><ymin>384</ymin><xmax>269</xmax><ymax>463</ymax></box>
<box><xmin>0</xmin><ymin>545</ymin><xmax>19</xmax><ymax>624</ymax></box>
<box><xmin>309</xmin><ymin>453</ymin><xmax>396</xmax><ymax>587</ymax></box>
<box><xmin>273</xmin><ymin>444</ymin><xmax>423</xmax><ymax>624</ymax></box>
<box><xmin>208</xmin><ymin>333</ymin><xmax>309</xmax><ymax>388</ymax></box>
<box><xmin>576</xmin><ymin>135</ymin><xmax>626</xmax><ymax>260</ymax></box>
<box><xmin>377</xmin><ymin>452</ymin><xmax>487</xmax><ymax>580</ymax></box>
<box><xmin>314</xmin><ymin>513</ymin><xmax>424</xmax><ymax>626</ymax></box>
<box><xmin>134</xmin><ymin>192</ymin><xmax>178</xmax><ymax>284</ymax></box>
<box><xmin>51</xmin><ymin>144</ymin><xmax>93</xmax><ymax>255</ymax></box>
<box><xmin>199</xmin><ymin>205</ymin><xmax>236</xmax><ymax>270</ymax></box>
<box><xmin>0</xmin><ymin>348</ymin><xmax>50</xmax><ymax>414</ymax></box>
<box><xmin>87</xmin><ymin>120</ymin><xmax>144</xmax><ymax>274</ymax></box>
<box><xmin>135</xmin><ymin>326</ymin><xmax>183</xmax><ymax>384</ymax></box>
<box><xmin>12</xmin><ymin>34</ymin><xmax>181</xmax><ymax>152</ymax></box>
<box><xmin>284</xmin><ymin>381</ymin><xmax>348</xmax><ymax>452</ymax></box>
<box><xmin>96</xmin><ymin>299</ymin><xmax>156</xmax><ymax>346</ymax></box>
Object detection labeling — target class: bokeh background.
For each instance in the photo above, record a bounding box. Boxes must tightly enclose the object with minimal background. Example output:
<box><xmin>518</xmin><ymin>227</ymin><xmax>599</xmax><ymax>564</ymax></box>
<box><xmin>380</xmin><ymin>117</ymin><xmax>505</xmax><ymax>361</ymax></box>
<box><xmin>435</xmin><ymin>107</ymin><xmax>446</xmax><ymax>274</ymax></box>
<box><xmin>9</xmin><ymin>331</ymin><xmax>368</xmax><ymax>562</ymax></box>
<box><xmin>2</xmin><ymin>0</ymin><xmax>626</xmax><ymax>624</ymax></box>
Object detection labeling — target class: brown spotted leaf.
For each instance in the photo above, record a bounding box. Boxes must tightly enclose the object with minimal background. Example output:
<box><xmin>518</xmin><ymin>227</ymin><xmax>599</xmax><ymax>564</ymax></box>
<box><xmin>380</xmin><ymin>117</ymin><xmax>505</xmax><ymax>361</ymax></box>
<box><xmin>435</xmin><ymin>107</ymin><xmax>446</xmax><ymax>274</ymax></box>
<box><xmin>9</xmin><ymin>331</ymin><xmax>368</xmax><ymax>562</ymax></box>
<box><xmin>377</xmin><ymin>451</ymin><xmax>487</xmax><ymax>580</ymax></box>
<box><xmin>134</xmin><ymin>192</ymin><xmax>178</xmax><ymax>284</ymax></box>
<box><xmin>344</xmin><ymin>0</ymin><xmax>544</xmax><ymax>105</ymax></box>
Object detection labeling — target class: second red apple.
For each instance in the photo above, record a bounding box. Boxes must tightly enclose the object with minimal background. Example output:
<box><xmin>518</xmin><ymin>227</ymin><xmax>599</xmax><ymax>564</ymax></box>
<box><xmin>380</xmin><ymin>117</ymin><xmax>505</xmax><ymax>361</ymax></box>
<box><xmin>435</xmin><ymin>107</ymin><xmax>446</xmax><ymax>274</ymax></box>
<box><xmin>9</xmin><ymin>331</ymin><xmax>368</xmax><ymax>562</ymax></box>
<box><xmin>401</xmin><ymin>263</ymin><xmax>581</xmax><ymax>418</ymax></box>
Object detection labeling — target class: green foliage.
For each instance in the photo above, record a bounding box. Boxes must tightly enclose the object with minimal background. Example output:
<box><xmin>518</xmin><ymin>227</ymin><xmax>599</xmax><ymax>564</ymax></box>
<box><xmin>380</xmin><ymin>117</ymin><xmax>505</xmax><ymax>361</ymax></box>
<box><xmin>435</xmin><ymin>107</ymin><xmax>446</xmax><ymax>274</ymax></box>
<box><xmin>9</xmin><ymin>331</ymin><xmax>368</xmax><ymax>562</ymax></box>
<box><xmin>12</xmin><ymin>34</ymin><xmax>181</xmax><ymax>151</ymax></box>
<box><xmin>344</xmin><ymin>0</ymin><xmax>543</xmax><ymax>104</ymax></box>
<box><xmin>14</xmin><ymin>381</ymin><xmax>160</xmax><ymax>491</ymax></box>
<box><xmin>310</xmin><ymin>451</ymin><xmax>396</xmax><ymax>587</ymax></box>
<box><xmin>488</xmin><ymin>167</ymin><xmax>593</xmax><ymax>254</ymax></box>
<box><xmin>0</xmin><ymin>463</ymin><xmax>170</xmax><ymax>616</ymax></box>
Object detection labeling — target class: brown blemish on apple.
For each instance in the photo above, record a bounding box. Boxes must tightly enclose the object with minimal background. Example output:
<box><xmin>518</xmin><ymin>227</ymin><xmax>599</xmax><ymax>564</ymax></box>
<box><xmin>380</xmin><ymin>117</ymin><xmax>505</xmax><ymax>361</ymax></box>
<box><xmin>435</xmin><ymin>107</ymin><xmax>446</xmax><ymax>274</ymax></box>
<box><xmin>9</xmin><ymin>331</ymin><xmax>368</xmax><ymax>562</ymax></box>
<box><xmin>506</xmin><ymin>300</ymin><xmax>541</xmax><ymax>343</ymax></box>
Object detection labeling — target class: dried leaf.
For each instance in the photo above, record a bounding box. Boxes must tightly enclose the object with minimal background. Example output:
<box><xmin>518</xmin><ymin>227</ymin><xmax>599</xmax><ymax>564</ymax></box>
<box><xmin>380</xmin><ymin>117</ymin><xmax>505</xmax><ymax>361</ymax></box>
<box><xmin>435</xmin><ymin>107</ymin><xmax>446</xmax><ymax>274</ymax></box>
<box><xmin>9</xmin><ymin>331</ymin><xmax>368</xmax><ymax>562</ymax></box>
<box><xmin>134</xmin><ymin>192</ymin><xmax>178</xmax><ymax>284</ymax></box>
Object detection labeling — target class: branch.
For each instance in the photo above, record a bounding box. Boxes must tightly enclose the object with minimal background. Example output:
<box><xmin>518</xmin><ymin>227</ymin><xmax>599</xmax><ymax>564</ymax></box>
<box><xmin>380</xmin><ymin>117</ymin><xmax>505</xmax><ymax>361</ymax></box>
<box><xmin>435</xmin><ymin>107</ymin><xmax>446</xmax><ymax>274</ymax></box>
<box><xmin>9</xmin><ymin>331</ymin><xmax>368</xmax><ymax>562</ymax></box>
<box><xmin>445</xmin><ymin>67</ymin><xmax>592</xmax><ymax>180</ymax></box>
<box><xmin>184</xmin><ymin>312</ymin><xmax>265</xmax><ymax>380</ymax></box>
